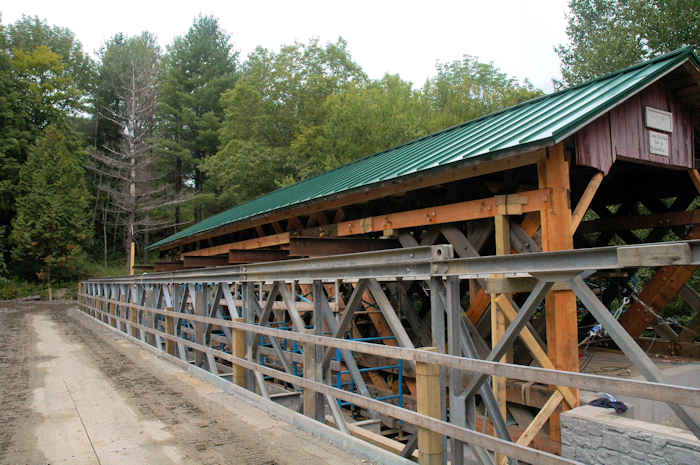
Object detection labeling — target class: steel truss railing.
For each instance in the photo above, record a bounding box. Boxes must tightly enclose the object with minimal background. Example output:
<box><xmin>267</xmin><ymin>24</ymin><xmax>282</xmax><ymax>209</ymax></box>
<box><xmin>78</xmin><ymin>241</ymin><xmax>700</xmax><ymax>465</ymax></box>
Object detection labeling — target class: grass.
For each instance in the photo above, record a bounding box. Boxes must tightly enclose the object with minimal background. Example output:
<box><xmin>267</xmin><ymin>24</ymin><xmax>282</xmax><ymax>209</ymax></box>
<box><xmin>0</xmin><ymin>257</ymin><xmax>132</xmax><ymax>301</ymax></box>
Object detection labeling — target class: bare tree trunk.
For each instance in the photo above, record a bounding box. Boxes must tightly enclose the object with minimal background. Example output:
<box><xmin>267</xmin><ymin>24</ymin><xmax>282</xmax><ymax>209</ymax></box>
<box><xmin>103</xmin><ymin>205</ymin><xmax>108</xmax><ymax>267</ymax></box>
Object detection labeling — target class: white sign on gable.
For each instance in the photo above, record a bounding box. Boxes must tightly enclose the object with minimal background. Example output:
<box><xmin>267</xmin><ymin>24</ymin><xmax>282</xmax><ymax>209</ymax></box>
<box><xmin>645</xmin><ymin>107</ymin><xmax>673</xmax><ymax>132</ymax></box>
<box><xmin>649</xmin><ymin>130</ymin><xmax>670</xmax><ymax>157</ymax></box>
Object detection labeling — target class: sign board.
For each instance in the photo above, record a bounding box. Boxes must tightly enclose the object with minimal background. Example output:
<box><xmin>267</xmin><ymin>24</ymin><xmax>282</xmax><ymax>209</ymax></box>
<box><xmin>645</xmin><ymin>107</ymin><xmax>673</xmax><ymax>132</ymax></box>
<box><xmin>649</xmin><ymin>130</ymin><xmax>670</xmax><ymax>157</ymax></box>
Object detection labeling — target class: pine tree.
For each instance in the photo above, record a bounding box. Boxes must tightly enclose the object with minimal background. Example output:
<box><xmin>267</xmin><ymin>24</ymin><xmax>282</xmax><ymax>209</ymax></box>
<box><xmin>157</xmin><ymin>15</ymin><xmax>238</xmax><ymax>224</ymax></box>
<box><xmin>10</xmin><ymin>125</ymin><xmax>92</xmax><ymax>282</ymax></box>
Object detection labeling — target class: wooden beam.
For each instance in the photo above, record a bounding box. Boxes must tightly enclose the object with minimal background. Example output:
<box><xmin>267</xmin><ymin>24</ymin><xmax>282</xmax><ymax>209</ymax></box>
<box><xmin>516</xmin><ymin>391</ymin><xmax>563</xmax><ymax>447</ymax></box>
<box><xmin>570</xmin><ymin>171</ymin><xmax>603</xmax><ymax>234</ymax></box>
<box><xmin>579</xmin><ymin>209</ymin><xmax>700</xmax><ymax>234</ymax></box>
<box><xmin>492</xmin><ymin>214</ymin><xmax>510</xmax><ymax>465</ymax></box>
<box><xmin>416</xmin><ymin>347</ymin><xmax>442</xmax><ymax>465</ymax></box>
<box><xmin>288</xmin><ymin>237</ymin><xmax>400</xmax><ymax>257</ymax></box>
<box><xmin>538</xmin><ymin>144</ymin><xmax>578</xmax><ymax>442</ymax></box>
<box><xmin>689</xmin><ymin>169</ymin><xmax>700</xmax><ymax>194</ymax></box>
<box><xmin>182</xmin><ymin>255</ymin><xmax>229</xmax><ymax>268</ymax></box>
<box><xmin>325</xmin><ymin>416</ymin><xmax>419</xmax><ymax>459</ymax></box>
<box><xmin>153</xmin><ymin>261</ymin><xmax>184</xmax><ymax>272</ymax></box>
<box><xmin>228</xmin><ymin>248</ymin><xmax>290</xmax><ymax>264</ymax></box>
<box><xmin>185</xmin><ymin>189</ymin><xmax>550</xmax><ymax>257</ymax></box>
<box><xmin>159</xmin><ymin>149</ymin><xmax>546</xmax><ymax>251</ymax></box>
<box><xmin>495</xmin><ymin>295</ymin><xmax>577</xmax><ymax>408</ymax></box>
<box><xmin>618</xmin><ymin>225</ymin><xmax>700</xmax><ymax>338</ymax></box>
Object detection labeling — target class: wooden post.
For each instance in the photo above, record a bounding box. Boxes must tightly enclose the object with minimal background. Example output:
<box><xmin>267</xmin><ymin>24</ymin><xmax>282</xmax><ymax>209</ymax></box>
<box><xmin>538</xmin><ymin>144</ymin><xmax>579</xmax><ymax>441</ymax></box>
<box><xmin>130</xmin><ymin>290</ymin><xmax>139</xmax><ymax>338</ymax></box>
<box><xmin>492</xmin><ymin>214</ymin><xmax>510</xmax><ymax>465</ymax></box>
<box><xmin>195</xmin><ymin>286</ymin><xmax>206</xmax><ymax>366</ymax></box>
<box><xmin>129</xmin><ymin>241</ymin><xmax>135</xmax><ymax>275</ymax></box>
<box><xmin>232</xmin><ymin>317</ymin><xmax>246</xmax><ymax>386</ymax></box>
<box><xmin>416</xmin><ymin>347</ymin><xmax>442</xmax><ymax>465</ymax></box>
<box><xmin>303</xmin><ymin>329</ymin><xmax>323</xmax><ymax>420</ymax></box>
<box><xmin>165</xmin><ymin>306</ymin><xmax>176</xmax><ymax>356</ymax></box>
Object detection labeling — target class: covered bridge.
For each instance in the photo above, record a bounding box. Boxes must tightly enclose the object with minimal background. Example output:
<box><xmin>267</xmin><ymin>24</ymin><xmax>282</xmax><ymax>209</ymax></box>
<box><xmin>144</xmin><ymin>46</ymin><xmax>700</xmax><ymax>452</ymax></box>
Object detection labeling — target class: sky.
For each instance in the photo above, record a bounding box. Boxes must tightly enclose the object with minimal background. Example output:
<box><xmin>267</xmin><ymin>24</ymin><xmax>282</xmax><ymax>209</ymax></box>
<box><xmin>2</xmin><ymin>0</ymin><xmax>571</xmax><ymax>92</ymax></box>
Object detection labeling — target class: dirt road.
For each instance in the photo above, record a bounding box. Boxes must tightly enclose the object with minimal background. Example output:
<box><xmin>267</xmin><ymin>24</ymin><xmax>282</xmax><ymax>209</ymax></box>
<box><xmin>0</xmin><ymin>301</ymin><xmax>367</xmax><ymax>465</ymax></box>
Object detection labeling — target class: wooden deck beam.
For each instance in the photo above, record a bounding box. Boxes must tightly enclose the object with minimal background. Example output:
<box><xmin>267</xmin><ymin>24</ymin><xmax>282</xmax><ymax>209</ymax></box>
<box><xmin>184</xmin><ymin>188</ymin><xmax>550</xmax><ymax>258</ymax></box>
<box><xmin>288</xmin><ymin>237</ymin><xmax>400</xmax><ymax>257</ymax></box>
<box><xmin>182</xmin><ymin>255</ymin><xmax>229</xmax><ymax>268</ymax></box>
<box><xmin>228</xmin><ymin>249</ymin><xmax>290</xmax><ymax>264</ymax></box>
<box><xmin>579</xmin><ymin>209</ymin><xmax>700</xmax><ymax>234</ymax></box>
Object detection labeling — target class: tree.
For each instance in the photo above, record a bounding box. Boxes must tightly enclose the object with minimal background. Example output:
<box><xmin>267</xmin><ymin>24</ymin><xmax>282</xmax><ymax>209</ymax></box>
<box><xmin>423</xmin><ymin>55</ymin><xmax>543</xmax><ymax>129</ymax></box>
<box><xmin>291</xmin><ymin>74</ymin><xmax>432</xmax><ymax>178</ymax></box>
<box><xmin>208</xmin><ymin>38</ymin><xmax>366</xmax><ymax>205</ymax></box>
<box><xmin>0</xmin><ymin>16</ymin><xmax>88</xmax><ymax>230</ymax></box>
<box><xmin>10</xmin><ymin>125</ymin><xmax>92</xmax><ymax>283</ymax></box>
<box><xmin>556</xmin><ymin>0</ymin><xmax>699</xmax><ymax>86</ymax></box>
<box><xmin>157</xmin><ymin>15</ymin><xmax>238</xmax><ymax>225</ymax></box>
<box><xmin>93</xmin><ymin>32</ymin><xmax>186</xmax><ymax>270</ymax></box>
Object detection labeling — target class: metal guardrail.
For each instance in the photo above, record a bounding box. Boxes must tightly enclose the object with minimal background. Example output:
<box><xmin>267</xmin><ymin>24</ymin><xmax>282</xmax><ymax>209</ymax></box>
<box><xmin>78</xmin><ymin>241</ymin><xmax>700</xmax><ymax>465</ymax></box>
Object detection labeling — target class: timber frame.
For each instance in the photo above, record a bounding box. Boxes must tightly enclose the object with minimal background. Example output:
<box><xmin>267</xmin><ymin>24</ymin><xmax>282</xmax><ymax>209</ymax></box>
<box><xmin>139</xmin><ymin>50</ymin><xmax>700</xmax><ymax>461</ymax></box>
<box><xmin>79</xmin><ymin>241</ymin><xmax>700</xmax><ymax>465</ymax></box>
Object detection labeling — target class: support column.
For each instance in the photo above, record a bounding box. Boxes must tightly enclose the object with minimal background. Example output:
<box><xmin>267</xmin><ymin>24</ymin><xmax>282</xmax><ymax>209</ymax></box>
<box><xmin>195</xmin><ymin>285</ymin><xmax>207</xmax><ymax>367</ymax></box>
<box><xmin>538</xmin><ymin>144</ymin><xmax>579</xmax><ymax>441</ymax></box>
<box><xmin>232</xmin><ymin>317</ymin><xmax>246</xmax><ymax>387</ymax></box>
<box><xmin>165</xmin><ymin>306</ymin><xmax>176</xmax><ymax>356</ymax></box>
<box><xmin>492</xmin><ymin>214</ymin><xmax>510</xmax><ymax>465</ymax></box>
<box><xmin>417</xmin><ymin>347</ymin><xmax>442</xmax><ymax>465</ymax></box>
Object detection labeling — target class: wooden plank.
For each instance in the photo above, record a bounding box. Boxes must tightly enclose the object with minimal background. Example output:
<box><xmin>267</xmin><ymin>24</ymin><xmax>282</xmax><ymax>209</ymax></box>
<box><xmin>289</xmin><ymin>237</ymin><xmax>400</xmax><ymax>257</ymax></box>
<box><xmin>228</xmin><ymin>248</ymin><xmax>290</xmax><ymax>264</ymax></box>
<box><xmin>579</xmin><ymin>209</ymin><xmax>700</xmax><ymax>234</ymax></box>
<box><xmin>416</xmin><ymin>348</ymin><xmax>442</xmax><ymax>465</ymax></box>
<box><xmin>517</xmin><ymin>391</ymin><xmax>564</xmax><ymax>447</ymax></box>
<box><xmin>160</xmin><ymin>150</ymin><xmax>546</xmax><ymax>251</ymax></box>
<box><xmin>325</xmin><ymin>416</ymin><xmax>419</xmax><ymax>459</ymax></box>
<box><xmin>153</xmin><ymin>261</ymin><xmax>184</xmax><ymax>272</ymax></box>
<box><xmin>182</xmin><ymin>255</ymin><xmax>229</xmax><ymax>268</ymax></box>
<box><xmin>538</xmin><ymin>144</ymin><xmax>579</xmax><ymax>442</ymax></box>
<box><xmin>182</xmin><ymin>188</ymin><xmax>550</xmax><ymax>258</ymax></box>
<box><xmin>570</xmin><ymin>171</ymin><xmax>604</xmax><ymax>234</ymax></box>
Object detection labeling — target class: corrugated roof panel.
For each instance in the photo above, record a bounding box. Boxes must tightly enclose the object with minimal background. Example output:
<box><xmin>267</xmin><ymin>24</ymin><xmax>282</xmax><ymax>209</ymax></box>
<box><xmin>150</xmin><ymin>47</ymin><xmax>698</xmax><ymax>249</ymax></box>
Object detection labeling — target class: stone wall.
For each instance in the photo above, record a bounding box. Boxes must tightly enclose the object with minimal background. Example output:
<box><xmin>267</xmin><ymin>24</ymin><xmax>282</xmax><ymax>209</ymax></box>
<box><xmin>561</xmin><ymin>405</ymin><xmax>700</xmax><ymax>465</ymax></box>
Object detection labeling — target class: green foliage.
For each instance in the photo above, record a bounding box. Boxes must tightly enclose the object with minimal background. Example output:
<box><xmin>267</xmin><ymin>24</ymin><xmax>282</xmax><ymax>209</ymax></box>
<box><xmin>291</xmin><ymin>74</ymin><xmax>432</xmax><ymax>178</ymax></box>
<box><xmin>205</xmin><ymin>37</ymin><xmax>366</xmax><ymax>207</ymax></box>
<box><xmin>208</xmin><ymin>49</ymin><xmax>541</xmax><ymax>206</ymax></box>
<box><xmin>424</xmin><ymin>55</ymin><xmax>543</xmax><ymax>128</ymax></box>
<box><xmin>556</xmin><ymin>0</ymin><xmax>699</xmax><ymax>86</ymax></box>
<box><xmin>0</xmin><ymin>15</ymin><xmax>89</xmax><ymax>231</ymax></box>
<box><xmin>10</xmin><ymin>125</ymin><xmax>93</xmax><ymax>281</ymax></box>
<box><xmin>0</xmin><ymin>279</ymin><xmax>45</xmax><ymax>300</ymax></box>
<box><xmin>157</xmin><ymin>16</ymin><xmax>238</xmax><ymax>220</ymax></box>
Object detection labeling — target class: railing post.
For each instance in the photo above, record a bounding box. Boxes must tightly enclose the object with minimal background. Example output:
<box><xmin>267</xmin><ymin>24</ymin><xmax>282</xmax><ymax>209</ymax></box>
<box><xmin>165</xmin><ymin>306</ymin><xmax>176</xmax><ymax>355</ymax></box>
<box><xmin>130</xmin><ymin>286</ymin><xmax>139</xmax><ymax>338</ymax></box>
<box><xmin>232</xmin><ymin>317</ymin><xmax>246</xmax><ymax>387</ymax></box>
<box><xmin>416</xmin><ymin>347</ymin><xmax>442</xmax><ymax>465</ymax></box>
<box><xmin>303</xmin><ymin>329</ymin><xmax>323</xmax><ymax>420</ymax></box>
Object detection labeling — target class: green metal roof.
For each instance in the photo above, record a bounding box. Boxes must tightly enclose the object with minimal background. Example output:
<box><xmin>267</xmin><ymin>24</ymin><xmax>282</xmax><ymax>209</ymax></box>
<box><xmin>150</xmin><ymin>46</ymin><xmax>699</xmax><ymax>250</ymax></box>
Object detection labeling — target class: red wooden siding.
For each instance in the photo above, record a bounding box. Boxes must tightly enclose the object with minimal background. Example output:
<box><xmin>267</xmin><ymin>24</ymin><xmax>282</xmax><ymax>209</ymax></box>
<box><xmin>575</xmin><ymin>81</ymin><xmax>695</xmax><ymax>173</ymax></box>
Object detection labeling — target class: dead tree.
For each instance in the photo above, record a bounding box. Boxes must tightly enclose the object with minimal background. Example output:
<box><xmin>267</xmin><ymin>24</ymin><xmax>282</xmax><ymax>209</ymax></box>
<box><xmin>91</xmin><ymin>38</ymin><xmax>191</xmax><ymax>271</ymax></box>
